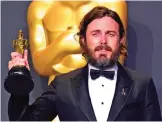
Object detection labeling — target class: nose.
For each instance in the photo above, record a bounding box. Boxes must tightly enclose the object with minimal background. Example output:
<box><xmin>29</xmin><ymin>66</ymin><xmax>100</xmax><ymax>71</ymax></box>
<box><xmin>100</xmin><ymin>34</ymin><xmax>107</xmax><ymax>44</ymax></box>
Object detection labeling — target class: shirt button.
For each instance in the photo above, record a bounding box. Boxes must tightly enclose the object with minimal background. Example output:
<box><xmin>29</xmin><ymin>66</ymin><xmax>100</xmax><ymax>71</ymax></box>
<box><xmin>101</xmin><ymin>102</ymin><xmax>104</xmax><ymax>105</ymax></box>
<box><xmin>102</xmin><ymin>84</ymin><xmax>104</xmax><ymax>87</ymax></box>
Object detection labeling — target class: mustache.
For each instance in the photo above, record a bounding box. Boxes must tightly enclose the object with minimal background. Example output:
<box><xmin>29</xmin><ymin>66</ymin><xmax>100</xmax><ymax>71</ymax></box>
<box><xmin>94</xmin><ymin>44</ymin><xmax>112</xmax><ymax>52</ymax></box>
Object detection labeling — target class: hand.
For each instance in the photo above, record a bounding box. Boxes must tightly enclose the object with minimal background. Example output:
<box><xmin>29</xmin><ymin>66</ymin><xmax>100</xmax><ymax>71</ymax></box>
<box><xmin>8</xmin><ymin>49</ymin><xmax>30</xmax><ymax>70</ymax></box>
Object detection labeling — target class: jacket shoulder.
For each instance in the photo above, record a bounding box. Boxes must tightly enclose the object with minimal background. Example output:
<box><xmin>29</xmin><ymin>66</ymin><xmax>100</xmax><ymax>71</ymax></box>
<box><xmin>51</xmin><ymin>67</ymin><xmax>84</xmax><ymax>84</ymax></box>
<box><xmin>124</xmin><ymin>67</ymin><xmax>152</xmax><ymax>86</ymax></box>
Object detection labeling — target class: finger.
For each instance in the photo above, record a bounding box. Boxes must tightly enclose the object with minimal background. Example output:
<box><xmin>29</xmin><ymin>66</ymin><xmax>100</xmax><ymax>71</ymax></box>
<box><xmin>8</xmin><ymin>64</ymin><xmax>13</xmax><ymax>70</ymax></box>
<box><xmin>23</xmin><ymin>49</ymin><xmax>28</xmax><ymax>61</ymax></box>
<box><xmin>16</xmin><ymin>62</ymin><xmax>26</xmax><ymax>66</ymax></box>
<box><xmin>12</xmin><ymin>57</ymin><xmax>23</xmax><ymax>63</ymax></box>
<box><xmin>8</xmin><ymin>61</ymin><xmax>12</xmax><ymax>70</ymax></box>
<box><xmin>16</xmin><ymin>59</ymin><xmax>30</xmax><ymax>71</ymax></box>
<box><xmin>24</xmin><ymin>50</ymin><xmax>30</xmax><ymax>70</ymax></box>
<box><xmin>19</xmin><ymin>59</ymin><xmax>26</xmax><ymax>65</ymax></box>
<box><xmin>8</xmin><ymin>60</ymin><xmax>25</xmax><ymax>70</ymax></box>
<box><xmin>25</xmin><ymin>61</ymin><xmax>30</xmax><ymax>71</ymax></box>
<box><xmin>11</xmin><ymin>52</ymin><xmax>22</xmax><ymax>59</ymax></box>
<box><xmin>12</xmin><ymin>59</ymin><xmax>26</xmax><ymax>66</ymax></box>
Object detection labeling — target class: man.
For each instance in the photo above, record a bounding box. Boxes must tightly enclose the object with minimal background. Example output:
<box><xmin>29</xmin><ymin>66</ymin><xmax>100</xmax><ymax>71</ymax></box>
<box><xmin>7</xmin><ymin>6</ymin><xmax>161</xmax><ymax>121</ymax></box>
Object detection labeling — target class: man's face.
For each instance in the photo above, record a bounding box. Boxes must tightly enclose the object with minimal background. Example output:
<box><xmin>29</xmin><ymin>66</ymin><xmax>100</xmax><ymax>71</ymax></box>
<box><xmin>83</xmin><ymin>16</ymin><xmax>121</xmax><ymax>69</ymax></box>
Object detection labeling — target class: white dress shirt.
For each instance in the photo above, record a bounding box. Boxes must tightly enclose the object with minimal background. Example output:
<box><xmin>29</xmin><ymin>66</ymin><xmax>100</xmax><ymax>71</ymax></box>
<box><xmin>88</xmin><ymin>64</ymin><xmax>118</xmax><ymax>122</ymax></box>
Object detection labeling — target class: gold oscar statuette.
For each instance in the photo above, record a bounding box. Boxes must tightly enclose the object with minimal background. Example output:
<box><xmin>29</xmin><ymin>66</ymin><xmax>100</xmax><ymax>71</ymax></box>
<box><xmin>12</xmin><ymin>30</ymin><xmax>28</xmax><ymax>55</ymax></box>
<box><xmin>4</xmin><ymin>30</ymin><xmax>34</xmax><ymax>95</ymax></box>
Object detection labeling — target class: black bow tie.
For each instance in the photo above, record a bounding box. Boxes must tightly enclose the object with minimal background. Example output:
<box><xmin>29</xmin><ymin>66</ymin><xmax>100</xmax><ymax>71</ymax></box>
<box><xmin>90</xmin><ymin>69</ymin><xmax>115</xmax><ymax>80</ymax></box>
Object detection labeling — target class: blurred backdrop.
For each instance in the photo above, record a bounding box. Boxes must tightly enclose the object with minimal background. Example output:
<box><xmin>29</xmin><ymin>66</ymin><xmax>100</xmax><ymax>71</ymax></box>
<box><xmin>1</xmin><ymin>1</ymin><xmax>162</xmax><ymax>120</ymax></box>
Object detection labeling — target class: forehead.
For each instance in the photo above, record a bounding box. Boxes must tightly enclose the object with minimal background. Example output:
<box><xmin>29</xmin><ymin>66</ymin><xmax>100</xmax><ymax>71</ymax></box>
<box><xmin>86</xmin><ymin>16</ymin><xmax>119</xmax><ymax>33</ymax></box>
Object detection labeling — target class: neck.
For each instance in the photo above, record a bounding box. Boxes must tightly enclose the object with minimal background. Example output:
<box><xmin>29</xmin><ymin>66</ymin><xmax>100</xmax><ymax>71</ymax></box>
<box><xmin>89</xmin><ymin>61</ymin><xmax>117</xmax><ymax>70</ymax></box>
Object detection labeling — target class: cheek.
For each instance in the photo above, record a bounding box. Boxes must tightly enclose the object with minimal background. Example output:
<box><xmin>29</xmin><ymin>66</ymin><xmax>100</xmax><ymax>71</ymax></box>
<box><xmin>108</xmin><ymin>38</ymin><xmax>119</xmax><ymax>50</ymax></box>
<box><xmin>86</xmin><ymin>37</ymin><xmax>100</xmax><ymax>49</ymax></box>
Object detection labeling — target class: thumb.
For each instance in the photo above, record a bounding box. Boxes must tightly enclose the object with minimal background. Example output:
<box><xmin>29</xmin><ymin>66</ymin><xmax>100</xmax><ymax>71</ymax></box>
<box><xmin>24</xmin><ymin>49</ymin><xmax>28</xmax><ymax>61</ymax></box>
<box><xmin>25</xmin><ymin>61</ymin><xmax>30</xmax><ymax>71</ymax></box>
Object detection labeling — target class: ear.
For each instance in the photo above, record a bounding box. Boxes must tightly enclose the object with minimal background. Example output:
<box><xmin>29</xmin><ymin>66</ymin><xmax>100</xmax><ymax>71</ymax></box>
<box><xmin>119</xmin><ymin>36</ymin><xmax>125</xmax><ymax>45</ymax></box>
<box><xmin>81</xmin><ymin>38</ymin><xmax>86</xmax><ymax>47</ymax></box>
<box><xmin>119</xmin><ymin>36</ymin><xmax>128</xmax><ymax>57</ymax></box>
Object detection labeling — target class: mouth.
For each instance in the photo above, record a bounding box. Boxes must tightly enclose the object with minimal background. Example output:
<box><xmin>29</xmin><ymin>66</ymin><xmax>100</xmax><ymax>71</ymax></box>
<box><xmin>94</xmin><ymin>49</ymin><xmax>112</xmax><ymax>59</ymax></box>
<box><xmin>97</xmin><ymin>49</ymin><xmax>108</xmax><ymax>52</ymax></box>
<box><xmin>96</xmin><ymin>49</ymin><xmax>112</xmax><ymax>54</ymax></box>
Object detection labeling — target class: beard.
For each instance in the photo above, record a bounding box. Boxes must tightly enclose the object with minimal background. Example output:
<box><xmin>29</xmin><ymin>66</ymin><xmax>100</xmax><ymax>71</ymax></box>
<box><xmin>83</xmin><ymin>44</ymin><xmax>120</xmax><ymax>70</ymax></box>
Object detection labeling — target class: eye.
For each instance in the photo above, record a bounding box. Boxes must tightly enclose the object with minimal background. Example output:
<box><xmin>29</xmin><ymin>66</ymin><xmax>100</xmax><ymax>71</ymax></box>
<box><xmin>91</xmin><ymin>32</ymin><xmax>99</xmax><ymax>37</ymax></box>
<box><xmin>107</xmin><ymin>32</ymin><xmax>115</xmax><ymax>37</ymax></box>
<box><xmin>106</xmin><ymin>31</ymin><xmax>119</xmax><ymax>38</ymax></box>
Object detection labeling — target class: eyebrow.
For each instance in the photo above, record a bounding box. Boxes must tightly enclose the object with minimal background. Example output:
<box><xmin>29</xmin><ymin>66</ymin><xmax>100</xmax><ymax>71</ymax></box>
<box><xmin>106</xmin><ymin>31</ymin><xmax>118</xmax><ymax>35</ymax></box>
<box><xmin>89</xmin><ymin>30</ymin><xmax>118</xmax><ymax>35</ymax></box>
<box><xmin>90</xmin><ymin>30</ymin><xmax>100</xmax><ymax>34</ymax></box>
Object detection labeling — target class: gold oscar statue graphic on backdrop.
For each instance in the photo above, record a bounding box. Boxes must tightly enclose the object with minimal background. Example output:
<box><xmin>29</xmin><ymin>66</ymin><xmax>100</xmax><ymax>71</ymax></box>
<box><xmin>27</xmin><ymin>0</ymin><xmax>128</xmax><ymax>84</ymax></box>
<box><xmin>4</xmin><ymin>30</ymin><xmax>34</xmax><ymax>95</ymax></box>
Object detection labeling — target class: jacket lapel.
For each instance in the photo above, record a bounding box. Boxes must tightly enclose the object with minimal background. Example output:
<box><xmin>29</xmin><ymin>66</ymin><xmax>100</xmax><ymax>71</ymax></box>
<box><xmin>108</xmin><ymin>62</ymin><xmax>134</xmax><ymax>121</ymax></box>
<box><xmin>70</xmin><ymin>65</ymin><xmax>96</xmax><ymax>121</ymax></box>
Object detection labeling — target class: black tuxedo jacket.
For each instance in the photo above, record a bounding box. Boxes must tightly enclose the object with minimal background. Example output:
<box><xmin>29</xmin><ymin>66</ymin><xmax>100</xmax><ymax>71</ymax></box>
<box><xmin>8</xmin><ymin>63</ymin><xmax>162</xmax><ymax>121</ymax></box>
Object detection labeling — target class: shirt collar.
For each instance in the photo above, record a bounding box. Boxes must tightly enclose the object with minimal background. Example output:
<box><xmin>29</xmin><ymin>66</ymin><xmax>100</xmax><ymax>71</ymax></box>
<box><xmin>88</xmin><ymin>63</ymin><xmax>118</xmax><ymax>71</ymax></box>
